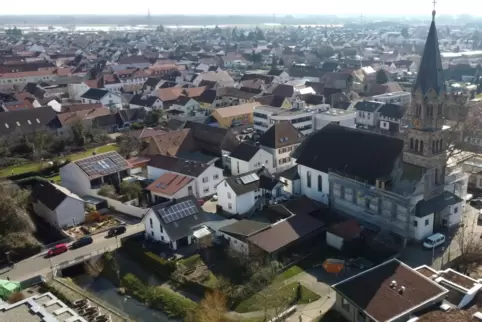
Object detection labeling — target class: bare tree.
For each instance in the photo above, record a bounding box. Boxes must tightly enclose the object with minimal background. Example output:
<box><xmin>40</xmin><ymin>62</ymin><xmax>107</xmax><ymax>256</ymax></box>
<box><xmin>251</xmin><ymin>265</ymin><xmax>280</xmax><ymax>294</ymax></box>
<box><xmin>454</xmin><ymin>218</ymin><xmax>482</xmax><ymax>274</ymax></box>
<box><xmin>186</xmin><ymin>290</ymin><xmax>228</xmax><ymax>322</ymax></box>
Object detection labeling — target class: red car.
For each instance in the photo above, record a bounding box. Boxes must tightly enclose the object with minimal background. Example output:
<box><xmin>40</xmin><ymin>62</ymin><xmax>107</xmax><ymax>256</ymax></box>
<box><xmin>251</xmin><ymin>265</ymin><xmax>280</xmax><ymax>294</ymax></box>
<box><xmin>198</xmin><ymin>199</ymin><xmax>206</xmax><ymax>206</ymax></box>
<box><xmin>47</xmin><ymin>244</ymin><xmax>68</xmax><ymax>257</ymax></box>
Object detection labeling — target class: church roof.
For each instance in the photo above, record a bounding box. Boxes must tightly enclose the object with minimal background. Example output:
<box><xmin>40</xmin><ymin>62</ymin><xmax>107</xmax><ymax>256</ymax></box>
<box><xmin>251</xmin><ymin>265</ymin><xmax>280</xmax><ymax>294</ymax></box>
<box><xmin>412</xmin><ymin>12</ymin><xmax>446</xmax><ymax>96</ymax></box>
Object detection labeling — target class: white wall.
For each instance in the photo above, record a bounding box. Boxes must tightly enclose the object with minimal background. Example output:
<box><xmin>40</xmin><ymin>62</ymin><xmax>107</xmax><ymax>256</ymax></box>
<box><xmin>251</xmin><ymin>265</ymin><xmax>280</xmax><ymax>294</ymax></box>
<box><xmin>216</xmin><ymin>180</ymin><xmax>236</xmax><ymax>214</ymax></box>
<box><xmin>100</xmin><ymin>93</ymin><xmax>122</xmax><ymax>108</ymax></box>
<box><xmin>68</xmin><ymin>83</ymin><xmax>90</xmax><ymax>100</ymax></box>
<box><xmin>236</xmin><ymin>191</ymin><xmax>256</xmax><ymax>214</ymax></box>
<box><xmin>147</xmin><ymin>166</ymin><xmax>167</xmax><ymax>180</ymax></box>
<box><xmin>231</xmin><ymin>158</ymin><xmax>250</xmax><ymax>176</ymax></box>
<box><xmin>448</xmin><ymin>202</ymin><xmax>463</xmax><ymax>227</ymax></box>
<box><xmin>413</xmin><ymin>213</ymin><xmax>434</xmax><ymax>241</ymax></box>
<box><xmin>144</xmin><ymin>209</ymin><xmax>173</xmax><ymax>244</ymax></box>
<box><xmin>56</xmin><ymin>197</ymin><xmax>85</xmax><ymax>228</ymax></box>
<box><xmin>326</xmin><ymin>232</ymin><xmax>344</xmax><ymax>250</ymax></box>
<box><xmin>298</xmin><ymin>164</ymin><xmax>330</xmax><ymax>205</ymax></box>
<box><xmin>151</xmin><ymin>180</ymin><xmax>197</xmax><ymax>201</ymax></box>
<box><xmin>91</xmin><ymin>190</ymin><xmax>147</xmax><ymax>218</ymax></box>
<box><xmin>60</xmin><ymin>163</ymin><xmax>91</xmax><ymax>196</ymax></box>
<box><xmin>279</xmin><ymin>177</ymin><xmax>301</xmax><ymax>195</ymax></box>
<box><xmin>195</xmin><ymin>166</ymin><xmax>223</xmax><ymax>198</ymax></box>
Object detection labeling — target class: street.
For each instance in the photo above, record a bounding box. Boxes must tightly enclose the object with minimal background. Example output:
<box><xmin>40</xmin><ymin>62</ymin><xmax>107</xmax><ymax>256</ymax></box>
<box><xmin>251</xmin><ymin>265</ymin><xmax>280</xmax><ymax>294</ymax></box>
<box><xmin>0</xmin><ymin>224</ymin><xmax>145</xmax><ymax>282</ymax></box>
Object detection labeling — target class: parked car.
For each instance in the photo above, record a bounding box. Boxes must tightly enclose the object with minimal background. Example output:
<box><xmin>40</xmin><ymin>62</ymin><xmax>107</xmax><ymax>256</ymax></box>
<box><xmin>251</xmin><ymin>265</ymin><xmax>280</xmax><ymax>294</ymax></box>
<box><xmin>47</xmin><ymin>244</ymin><xmax>68</xmax><ymax>257</ymax></box>
<box><xmin>423</xmin><ymin>233</ymin><xmax>446</xmax><ymax>249</ymax></box>
<box><xmin>107</xmin><ymin>226</ymin><xmax>127</xmax><ymax>238</ymax></box>
<box><xmin>70</xmin><ymin>236</ymin><xmax>93</xmax><ymax>249</ymax></box>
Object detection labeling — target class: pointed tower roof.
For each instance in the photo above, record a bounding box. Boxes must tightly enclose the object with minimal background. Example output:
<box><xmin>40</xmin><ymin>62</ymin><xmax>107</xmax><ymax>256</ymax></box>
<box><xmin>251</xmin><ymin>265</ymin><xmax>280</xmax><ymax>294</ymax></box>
<box><xmin>412</xmin><ymin>10</ymin><xmax>445</xmax><ymax>96</ymax></box>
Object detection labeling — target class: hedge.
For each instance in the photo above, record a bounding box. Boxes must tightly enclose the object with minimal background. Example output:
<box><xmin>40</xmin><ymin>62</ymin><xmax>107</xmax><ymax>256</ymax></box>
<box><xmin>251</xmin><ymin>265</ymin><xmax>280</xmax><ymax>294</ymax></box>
<box><xmin>122</xmin><ymin>273</ymin><xmax>196</xmax><ymax>318</ymax></box>
<box><xmin>122</xmin><ymin>239</ymin><xmax>176</xmax><ymax>278</ymax></box>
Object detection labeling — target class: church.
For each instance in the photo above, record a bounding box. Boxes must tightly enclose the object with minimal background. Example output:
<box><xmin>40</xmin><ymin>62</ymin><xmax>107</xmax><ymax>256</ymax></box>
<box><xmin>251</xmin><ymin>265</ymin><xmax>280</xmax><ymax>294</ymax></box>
<box><xmin>292</xmin><ymin>10</ymin><xmax>468</xmax><ymax>244</ymax></box>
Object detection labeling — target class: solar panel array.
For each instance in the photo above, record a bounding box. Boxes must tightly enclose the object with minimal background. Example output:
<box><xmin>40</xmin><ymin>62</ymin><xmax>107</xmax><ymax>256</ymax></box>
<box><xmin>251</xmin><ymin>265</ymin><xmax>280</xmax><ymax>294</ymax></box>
<box><xmin>158</xmin><ymin>200</ymin><xmax>198</xmax><ymax>224</ymax></box>
<box><xmin>240</xmin><ymin>173</ymin><xmax>259</xmax><ymax>184</ymax></box>
<box><xmin>75</xmin><ymin>151</ymin><xmax>129</xmax><ymax>178</ymax></box>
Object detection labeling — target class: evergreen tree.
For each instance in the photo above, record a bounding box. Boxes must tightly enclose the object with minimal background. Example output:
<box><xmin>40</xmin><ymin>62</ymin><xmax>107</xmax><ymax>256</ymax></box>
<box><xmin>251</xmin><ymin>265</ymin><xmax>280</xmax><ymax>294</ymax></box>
<box><xmin>376</xmin><ymin>69</ymin><xmax>389</xmax><ymax>84</ymax></box>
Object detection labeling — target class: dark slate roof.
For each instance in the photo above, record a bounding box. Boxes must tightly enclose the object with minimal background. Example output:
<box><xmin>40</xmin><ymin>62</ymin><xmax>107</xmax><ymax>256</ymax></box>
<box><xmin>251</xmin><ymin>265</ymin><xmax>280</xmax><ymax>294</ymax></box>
<box><xmin>258</xmin><ymin>122</ymin><xmax>303</xmax><ymax>149</ymax></box>
<box><xmin>32</xmin><ymin>181</ymin><xmax>69</xmax><ymax>211</ymax></box>
<box><xmin>225</xmin><ymin>168</ymin><xmax>271</xmax><ymax>195</ymax></box>
<box><xmin>271</xmin><ymin>84</ymin><xmax>294</xmax><ymax>98</ymax></box>
<box><xmin>378</xmin><ymin>103</ymin><xmax>406</xmax><ymax>119</ymax></box>
<box><xmin>0</xmin><ymin>106</ymin><xmax>60</xmax><ymax>135</ymax></box>
<box><xmin>196</xmin><ymin>88</ymin><xmax>217</xmax><ymax>104</ymax></box>
<box><xmin>354</xmin><ymin>101</ymin><xmax>383</xmax><ymax>112</ymax></box>
<box><xmin>415</xmin><ymin>191</ymin><xmax>463</xmax><ymax>218</ymax></box>
<box><xmin>255</xmin><ymin>95</ymin><xmax>286</xmax><ymax>108</ymax></box>
<box><xmin>147</xmin><ymin>154</ymin><xmax>209</xmax><ymax>177</ymax></box>
<box><xmin>259</xmin><ymin>174</ymin><xmax>282</xmax><ymax>191</ymax></box>
<box><xmin>239</xmin><ymin>73</ymin><xmax>274</xmax><ymax>84</ymax></box>
<box><xmin>129</xmin><ymin>94</ymin><xmax>159</xmax><ymax>107</ymax></box>
<box><xmin>267</xmin><ymin>69</ymin><xmax>284</xmax><ymax>76</ymax></box>
<box><xmin>92</xmin><ymin>114</ymin><xmax>120</xmax><ymax>128</ymax></box>
<box><xmin>302</xmin><ymin>94</ymin><xmax>325</xmax><ymax>105</ymax></box>
<box><xmin>229</xmin><ymin>142</ymin><xmax>260</xmax><ymax>162</ymax></box>
<box><xmin>144</xmin><ymin>77</ymin><xmax>162</xmax><ymax>87</ymax></box>
<box><xmin>81</xmin><ymin>88</ymin><xmax>108</xmax><ymax>100</ymax></box>
<box><xmin>150</xmin><ymin>196</ymin><xmax>208</xmax><ymax>241</ymax></box>
<box><xmin>412</xmin><ymin>14</ymin><xmax>446</xmax><ymax>96</ymax></box>
<box><xmin>119</xmin><ymin>108</ymin><xmax>147</xmax><ymax>122</ymax></box>
<box><xmin>216</xmin><ymin>87</ymin><xmax>257</xmax><ymax>100</ymax></box>
<box><xmin>293</xmin><ymin>124</ymin><xmax>404</xmax><ymax>182</ymax></box>
<box><xmin>305</xmin><ymin>81</ymin><xmax>325</xmax><ymax>95</ymax></box>
<box><xmin>184</xmin><ymin>121</ymin><xmax>240</xmax><ymax>155</ymax></box>
<box><xmin>278</xmin><ymin>165</ymin><xmax>300</xmax><ymax>181</ymax></box>
<box><xmin>219</xmin><ymin>219</ymin><xmax>270</xmax><ymax>238</ymax></box>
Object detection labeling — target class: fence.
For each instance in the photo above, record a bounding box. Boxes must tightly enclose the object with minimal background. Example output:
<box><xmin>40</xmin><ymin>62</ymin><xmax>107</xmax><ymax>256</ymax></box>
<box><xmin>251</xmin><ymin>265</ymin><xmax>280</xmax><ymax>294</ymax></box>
<box><xmin>88</xmin><ymin>190</ymin><xmax>148</xmax><ymax>218</ymax></box>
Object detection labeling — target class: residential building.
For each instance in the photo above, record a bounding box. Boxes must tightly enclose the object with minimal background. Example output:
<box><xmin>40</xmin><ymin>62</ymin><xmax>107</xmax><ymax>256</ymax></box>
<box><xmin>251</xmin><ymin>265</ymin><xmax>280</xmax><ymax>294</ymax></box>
<box><xmin>378</xmin><ymin>103</ymin><xmax>406</xmax><ymax>134</ymax></box>
<box><xmin>143</xmin><ymin>196</ymin><xmax>209</xmax><ymax>250</ymax></box>
<box><xmin>147</xmin><ymin>154</ymin><xmax>223</xmax><ymax>198</ymax></box>
<box><xmin>258</xmin><ymin>122</ymin><xmax>304</xmax><ymax>173</ymax></box>
<box><xmin>129</xmin><ymin>94</ymin><xmax>163</xmax><ymax>111</ymax></box>
<box><xmin>253</xmin><ymin>105</ymin><xmax>314</xmax><ymax>135</ymax></box>
<box><xmin>354</xmin><ymin>100</ymin><xmax>383</xmax><ymax>129</ymax></box>
<box><xmin>31</xmin><ymin>181</ymin><xmax>85</xmax><ymax>229</ymax></box>
<box><xmin>266</xmin><ymin>69</ymin><xmax>290</xmax><ymax>84</ymax></box>
<box><xmin>216</xmin><ymin>168</ymin><xmax>284</xmax><ymax>215</ymax></box>
<box><xmin>228</xmin><ymin>142</ymin><xmax>275</xmax><ymax>175</ymax></box>
<box><xmin>80</xmin><ymin>88</ymin><xmax>122</xmax><ymax>108</ymax></box>
<box><xmin>313</xmin><ymin>108</ymin><xmax>357</xmax><ymax>131</ymax></box>
<box><xmin>278</xmin><ymin>166</ymin><xmax>301</xmax><ymax>195</ymax></box>
<box><xmin>218</xmin><ymin>219</ymin><xmax>271</xmax><ymax>255</ymax></box>
<box><xmin>332</xmin><ymin>259</ymin><xmax>448</xmax><ymax>322</ymax></box>
<box><xmin>146</xmin><ymin>172</ymin><xmax>196</xmax><ymax>203</ymax></box>
<box><xmin>60</xmin><ymin>151</ymin><xmax>130</xmax><ymax>196</ymax></box>
<box><xmin>371</xmin><ymin>91</ymin><xmax>411</xmax><ymax>106</ymax></box>
<box><xmin>211</xmin><ymin>102</ymin><xmax>258</xmax><ymax>128</ymax></box>
<box><xmin>0</xmin><ymin>106</ymin><xmax>59</xmax><ymax>136</ymax></box>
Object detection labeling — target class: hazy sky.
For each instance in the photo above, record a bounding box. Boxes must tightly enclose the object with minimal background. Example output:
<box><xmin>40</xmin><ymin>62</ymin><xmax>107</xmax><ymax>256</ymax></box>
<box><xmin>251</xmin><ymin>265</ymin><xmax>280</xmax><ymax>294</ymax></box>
<box><xmin>0</xmin><ymin>0</ymin><xmax>477</xmax><ymax>16</ymax></box>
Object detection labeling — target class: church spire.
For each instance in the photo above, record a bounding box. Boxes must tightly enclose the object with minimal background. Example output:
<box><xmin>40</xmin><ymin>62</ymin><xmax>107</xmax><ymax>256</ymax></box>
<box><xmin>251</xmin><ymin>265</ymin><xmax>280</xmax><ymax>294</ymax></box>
<box><xmin>412</xmin><ymin>7</ymin><xmax>445</xmax><ymax>96</ymax></box>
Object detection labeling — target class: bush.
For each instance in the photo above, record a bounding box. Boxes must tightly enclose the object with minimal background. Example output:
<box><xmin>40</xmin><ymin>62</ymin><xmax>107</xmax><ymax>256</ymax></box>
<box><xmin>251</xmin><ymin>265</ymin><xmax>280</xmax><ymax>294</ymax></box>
<box><xmin>98</xmin><ymin>184</ymin><xmax>116</xmax><ymax>199</ymax></box>
<box><xmin>7</xmin><ymin>292</ymin><xmax>25</xmax><ymax>303</ymax></box>
<box><xmin>122</xmin><ymin>239</ymin><xmax>176</xmax><ymax>278</ymax></box>
<box><xmin>122</xmin><ymin>273</ymin><xmax>196</xmax><ymax>318</ymax></box>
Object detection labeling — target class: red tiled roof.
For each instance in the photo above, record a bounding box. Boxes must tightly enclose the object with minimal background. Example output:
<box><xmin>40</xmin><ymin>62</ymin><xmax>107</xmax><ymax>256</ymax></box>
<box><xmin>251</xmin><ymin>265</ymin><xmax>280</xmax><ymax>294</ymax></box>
<box><xmin>146</xmin><ymin>172</ymin><xmax>193</xmax><ymax>196</ymax></box>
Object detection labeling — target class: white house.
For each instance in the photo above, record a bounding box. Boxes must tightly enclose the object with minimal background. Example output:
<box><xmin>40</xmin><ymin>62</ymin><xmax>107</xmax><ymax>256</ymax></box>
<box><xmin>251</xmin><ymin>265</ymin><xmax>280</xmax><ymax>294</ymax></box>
<box><xmin>80</xmin><ymin>88</ymin><xmax>122</xmax><ymax>109</ymax></box>
<box><xmin>32</xmin><ymin>181</ymin><xmax>85</xmax><ymax>229</ymax></box>
<box><xmin>168</xmin><ymin>97</ymin><xmax>202</xmax><ymax>117</ymax></box>
<box><xmin>147</xmin><ymin>155</ymin><xmax>223</xmax><ymax>199</ymax></box>
<box><xmin>129</xmin><ymin>94</ymin><xmax>163</xmax><ymax>111</ymax></box>
<box><xmin>216</xmin><ymin>168</ymin><xmax>284</xmax><ymax>215</ymax></box>
<box><xmin>68</xmin><ymin>81</ymin><xmax>91</xmax><ymax>101</ymax></box>
<box><xmin>229</xmin><ymin>142</ymin><xmax>275</xmax><ymax>176</ymax></box>
<box><xmin>146</xmin><ymin>172</ymin><xmax>197</xmax><ymax>203</ymax></box>
<box><xmin>354</xmin><ymin>100</ymin><xmax>383</xmax><ymax>129</ymax></box>
<box><xmin>253</xmin><ymin>105</ymin><xmax>314</xmax><ymax>135</ymax></box>
<box><xmin>143</xmin><ymin>196</ymin><xmax>208</xmax><ymax>250</ymax></box>
<box><xmin>258</xmin><ymin>122</ymin><xmax>304</xmax><ymax>173</ymax></box>
<box><xmin>60</xmin><ymin>151</ymin><xmax>131</xmax><ymax>197</ymax></box>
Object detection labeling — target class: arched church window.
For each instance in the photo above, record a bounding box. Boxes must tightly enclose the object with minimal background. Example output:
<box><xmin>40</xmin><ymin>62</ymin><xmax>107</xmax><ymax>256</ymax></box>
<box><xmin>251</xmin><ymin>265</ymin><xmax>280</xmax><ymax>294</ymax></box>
<box><xmin>432</xmin><ymin>140</ymin><xmax>435</xmax><ymax>153</ymax></box>
<box><xmin>439</xmin><ymin>139</ymin><xmax>443</xmax><ymax>151</ymax></box>
<box><xmin>415</xmin><ymin>139</ymin><xmax>419</xmax><ymax>151</ymax></box>
<box><xmin>420</xmin><ymin>140</ymin><xmax>424</xmax><ymax>153</ymax></box>
<box><xmin>435</xmin><ymin>168</ymin><xmax>439</xmax><ymax>184</ymax></box>
<box><xmin>410</xmin><ymin>138</ymin><xmax>414</xmax><ymax>149</ymax></box>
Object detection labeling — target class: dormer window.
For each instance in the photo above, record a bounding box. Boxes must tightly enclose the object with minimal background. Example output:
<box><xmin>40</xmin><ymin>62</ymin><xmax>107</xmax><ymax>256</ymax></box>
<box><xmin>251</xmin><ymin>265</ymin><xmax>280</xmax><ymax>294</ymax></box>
<box><xmin>27</xmin><ymin>120</ymin><xmax>31</xmax><ymax>125</ymax></box>
<box><xmin>16</xmin><ymin>121</ymin><xmax>20</xmax><ymax>126</ymax></box>
<box><xmin>4</xmin><ymin>123</ymin><xmax>8</xmax><ymax>128</ymax></box>
<box><xmin>36</xmin><ymin>118</ymin><xmax>40</xmax><ymax>123</ymax></box>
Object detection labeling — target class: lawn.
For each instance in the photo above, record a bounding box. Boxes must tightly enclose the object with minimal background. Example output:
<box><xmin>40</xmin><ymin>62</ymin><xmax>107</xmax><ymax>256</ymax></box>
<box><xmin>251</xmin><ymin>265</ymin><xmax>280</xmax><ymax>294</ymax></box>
<box><xmin>0</xmin><ymin>144</ymin><xmax>119</xmax><ymax>178</ymax></box>
<box><xmin>234</xmin><ymin>282</ymin><xmax>320</xmax><ymax>313</ymax></box>
<box><xmin>272</xmin><ymin>266</ymin><xmax>304</xmax><ymax>283</ymax></box>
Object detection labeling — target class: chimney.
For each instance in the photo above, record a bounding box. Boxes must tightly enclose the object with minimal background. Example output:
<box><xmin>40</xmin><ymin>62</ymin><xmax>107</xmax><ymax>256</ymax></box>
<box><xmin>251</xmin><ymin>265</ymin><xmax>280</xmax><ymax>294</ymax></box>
<box><xmin>398</xmin><ymin>286</ymin><xmax>406</xmax><ymax>294</ymax></box>
<box><xmin>390</xmin><ymin>280</ymin><xmax>397</xmax><ymax>288</ymax></box>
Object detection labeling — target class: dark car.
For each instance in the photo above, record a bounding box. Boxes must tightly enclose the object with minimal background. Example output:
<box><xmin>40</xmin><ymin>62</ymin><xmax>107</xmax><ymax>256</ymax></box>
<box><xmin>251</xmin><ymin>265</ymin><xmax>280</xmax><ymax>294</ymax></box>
<box><xmin>70</xmin><ymin>236</ymin><xmax>93</xmax><ymax>249</ymax></box>
<box><xmin>107</xmin><ymin>226</ymin><xmax>126</xmax><ymax>238</ymax></box>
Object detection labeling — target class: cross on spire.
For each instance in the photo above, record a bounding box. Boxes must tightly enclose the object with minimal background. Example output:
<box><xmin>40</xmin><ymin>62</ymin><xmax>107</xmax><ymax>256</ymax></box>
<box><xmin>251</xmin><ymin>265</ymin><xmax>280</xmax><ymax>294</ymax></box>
<box><xmin>432</xmin><ymin>0</ymin><xmax>437</xmax><ymax>20</ymax></box>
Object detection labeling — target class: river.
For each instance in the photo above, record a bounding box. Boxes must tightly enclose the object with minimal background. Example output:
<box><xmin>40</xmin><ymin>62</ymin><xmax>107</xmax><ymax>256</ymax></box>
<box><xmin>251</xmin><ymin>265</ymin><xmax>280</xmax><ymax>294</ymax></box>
<box><xmin>75</xmin><ymin>275</ymin><xmax>175</xmax><ymax>322</ymax></box>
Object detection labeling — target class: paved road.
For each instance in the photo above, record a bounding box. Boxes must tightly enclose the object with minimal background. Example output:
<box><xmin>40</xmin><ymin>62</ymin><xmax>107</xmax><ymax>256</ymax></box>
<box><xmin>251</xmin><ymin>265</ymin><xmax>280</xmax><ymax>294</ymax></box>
<box><xmin>0</xmin><ymin>224</ymin><xmax>145</xmax><ymax>282</ymax></box>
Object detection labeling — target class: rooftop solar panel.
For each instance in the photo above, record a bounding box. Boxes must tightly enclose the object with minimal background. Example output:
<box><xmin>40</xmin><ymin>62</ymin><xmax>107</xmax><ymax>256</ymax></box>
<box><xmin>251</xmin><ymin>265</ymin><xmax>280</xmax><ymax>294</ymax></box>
<box><xmin>75</xmin><ymin>151</ymin><xmax>129</xmax><ymax>178</ymax></box>
<box><xmin>159</xmin><ymin>200</ymin><xmax>198</xmax><ymax>224</ymax></box>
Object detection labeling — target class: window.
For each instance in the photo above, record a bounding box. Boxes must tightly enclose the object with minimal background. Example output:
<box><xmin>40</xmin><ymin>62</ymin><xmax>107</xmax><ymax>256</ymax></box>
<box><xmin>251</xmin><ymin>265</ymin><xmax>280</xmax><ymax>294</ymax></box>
<box><xmin>160</xmin><ymin>225</ymin><xmax>163</xmax><ymax>233</ymax></box>
<box><xmin>410</xmin><ymin>138</ymin><xmax>414</xmax><ymax>149</ymax></box>
<box><xmin>425</xmin><ymin>219</ymin><xmax>429</xmax><ymax>226</ymax></box>
<box><xmin>202</xmin><ymin>177</ymin><xmax>208</xmax><ymax>183</ymax></box>
<box><xmin>213</xmin><ymin>174</ymin><xmax>219</xmax><ymax>180</ymax></box>
<box><xmin>341</xmin><ymin>298</ymin><xmax>350</xmax><ymax>312</ymax></box>
<box><xmin>318</xmin><ymin>175</ymin><xmax>322</xmax><ymax>192</ymax></box>
<box><xmin>413</xmin><ymin>220</ymin><xmax>418</xmax><ymax>227</ymax></box>
<box><xmin>420</xmin><ymin>140</ymin><xmax>424</xmax><ymax>153</ymax></box>
<box><xmin>149</xmin><ymin>218</ymin><xmax>153</xmax><ymax>228</ymax></box>
<box><xmin>415</xmin><ymin>139</ymin><xmax>419</xmax><ymax>151</ymax></box>
<box><xmin>224</xmin><ymin>181</ymin><xmax>227</xmax><ymax>187</ymax></box>
<box><xmin>151</xmin><ymin>231</ymin><xmax>154</xmax><ymax>237</ymax></box>
<box><xmin>187</xmin><ymin>186</ymin><xmax>193</xmax><ymax>195</ymax></box>
<box><xmin>227</xmin><ymin>192</ymin><xmax>231</xmax><ymax>199</ymax></box>
<box><xmin>454</xmin><ymin>207</ymin><xmax>458</xmax><ymax>213</ymax></box>
<box><xmin>307</xmin><ymin>171</ymin><xmax>311</xmax><ymax>188</ymax></box>
<box><xmin>367</xmin><ymin>113</ymin><xmax>371</xmax><ymax>120</ymax></box>
<box><xmin>203</xmin><ymin>187</ymin><xmax>209</xmax><ymax>193</ymax></box>
<box><xmin>161</xmin><ymin>236</ymin><xmax>164</xmax><ymax>241</ymax></box>
<box><xmin>228</xmin><ymin>203</ymin><xmax>232</xmax><ymax>210</ymax></box>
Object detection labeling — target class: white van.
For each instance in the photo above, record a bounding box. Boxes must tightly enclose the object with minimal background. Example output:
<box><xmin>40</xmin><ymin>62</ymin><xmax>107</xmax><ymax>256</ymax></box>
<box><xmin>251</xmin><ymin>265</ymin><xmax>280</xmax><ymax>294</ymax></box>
<box><xmin>423</xmin><ymin>233</ymin><xmax>446</xmax><ymax>249</ymax></box>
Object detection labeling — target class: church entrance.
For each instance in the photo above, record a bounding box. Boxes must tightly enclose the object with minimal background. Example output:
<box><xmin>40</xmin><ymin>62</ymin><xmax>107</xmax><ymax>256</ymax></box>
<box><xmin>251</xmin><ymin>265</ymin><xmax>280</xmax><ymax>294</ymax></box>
<box><xmin>433</xmin><ymin>211</ymin><xmax>442</xmax><ymax>232</ymax></box>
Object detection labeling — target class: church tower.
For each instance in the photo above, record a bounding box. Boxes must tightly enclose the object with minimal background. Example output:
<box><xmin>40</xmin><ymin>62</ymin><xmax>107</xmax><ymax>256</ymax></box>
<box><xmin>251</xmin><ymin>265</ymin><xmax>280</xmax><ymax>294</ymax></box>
<box><xmin>403</xmin><ymin>10</ymin><xmax>447</xmax><ymax>200</ymax></box>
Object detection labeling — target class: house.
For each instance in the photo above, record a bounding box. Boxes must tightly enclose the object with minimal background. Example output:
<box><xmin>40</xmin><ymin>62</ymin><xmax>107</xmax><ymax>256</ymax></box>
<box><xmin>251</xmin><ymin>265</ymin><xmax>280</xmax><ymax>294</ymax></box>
<box><xmin>56</xmin><ymin>107</ymin><xmax>111</xmax><ymax>135</ymax></box>
<box><xmin>216</xmin><ymin>167</ymin><xmax>284</xmax><ymax>215</ymax></box>
<box><xmin>253</xmin><ymin>105</ymin><xmax>314</xmax><ymax>135</ymax></box>
<box><xmin>143</xmin><ymin>129</ymin><xmax>195</xmax><ymax>157</ymax></box>
<box><xmin>192</xmin><ymin>71</ymin><xmax>235</xmax><ymax>87</ymax></box>
<box><xmin>371</xmin><ymin>91</ymin><xmax>411</xmax><ymax>106</ymax></box>
<box><xmin>354</xmin><ymin>101</ymin><xmax>383</xmax><ymax>129</ymax></box>
<box><xmin>196</xmin><ymin>89</ymin><xmax>219</xmax><ymax>111</ymax></box>
<box><xmin>228</xmin><ymin>142</ymin><xmax>275</xmax><ymax>175</ymax></box>
<box><xmin>128</xmin><ymin>94</ymin><xmax>163</xmax><ymax>111</ymax></box>
<box><xmin>258</xmin><ymin>122</ymin><xmax>304</xmax><ymax>173</ymax></box>
<box><xmin>323</xmin><ymin>72</ymin><xmax>353</xmax><ymax>91</ymax></box>
<box><xmin>147</xmin><ymin>154</ymin><xmax>223</xmax><ymax>198</ymax></box>
<box><xmin>168</xmin><ymin>97</ymin><xmax>202</xmax><ymax>117</ymax></box>
<box><xmin>332</xmin><ymin>259</ymin><xmax>448</xmax><ymax>322</ymax></box>
<box><xmin>378</xmin><ymin>103</ymin><xmax>406</xmax><ymax>134</ymax></box>
<box><xmin>146</xmin><ymin>172</ymin><xmax>196</xmax><ymax>203</ymax></box>
<box><xmin>80</xmin><ymin>88</ymin><xmax>122</xmax><ymax>108</ymax></box>
<box><xmin>218</xmin><ymin>219</ymin><xmax>271</xmax><ymax>255</ymax></box>
<box><xmin>60</xmin><ymin>151</ymin><xmax>130</xmax><ymax>196</ymax></box>
<box><xmin>255</xmin><ymin>95</ymin><xmax>292</xmax><ymax>109</ymax></box>
<box><xmin>31</xmin><ymin>181</ymin><xmax>85</xmax><ymax>229</ymax></box>
<box><xmin>215</xmin><ymin>87</ymin><xmax>258</xmax><ymax>107</ymax></box>
<box><xmin>143</xmin><ymin>196</ymin><xmax>208</xmax><ymax>250</ymax></box>
<box><xmin>278</xmin><ymin>166</ymin><xmax>301</xmax><ymax>195</ymax></box>
<box><xmin>266</xmin><ymin>69</ymin><xmax>290</xmax><ymax>84</ymax></box>
<box><xmin>313</xmin><ymin>108</ymin><xmax>357</xmax><ymax>131</ymax></box>
<box><xmin>211</xmin><ymin>102</ymin><xmax>258</xmax><ymax>128</ymax></box>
